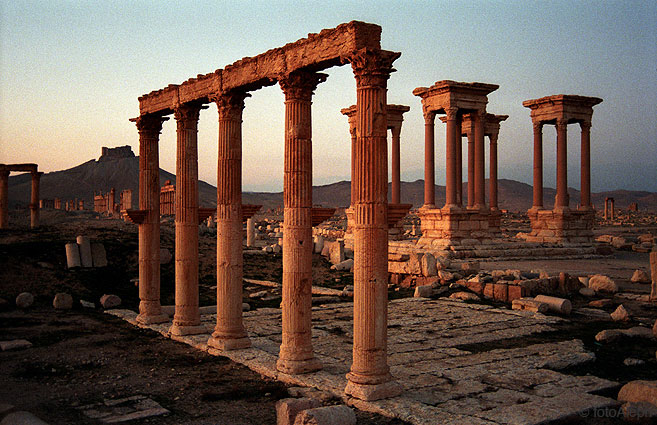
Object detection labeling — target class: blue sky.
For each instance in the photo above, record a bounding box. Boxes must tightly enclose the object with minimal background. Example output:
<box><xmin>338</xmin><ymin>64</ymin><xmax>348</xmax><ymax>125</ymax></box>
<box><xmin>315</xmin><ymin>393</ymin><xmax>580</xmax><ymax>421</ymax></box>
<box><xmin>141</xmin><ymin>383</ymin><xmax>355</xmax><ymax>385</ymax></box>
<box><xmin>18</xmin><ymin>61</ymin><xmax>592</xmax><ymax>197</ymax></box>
<box><xmin>1</xmin><ymin>0</ymin><xmax>655</xmax><ymax>192</ymax></box>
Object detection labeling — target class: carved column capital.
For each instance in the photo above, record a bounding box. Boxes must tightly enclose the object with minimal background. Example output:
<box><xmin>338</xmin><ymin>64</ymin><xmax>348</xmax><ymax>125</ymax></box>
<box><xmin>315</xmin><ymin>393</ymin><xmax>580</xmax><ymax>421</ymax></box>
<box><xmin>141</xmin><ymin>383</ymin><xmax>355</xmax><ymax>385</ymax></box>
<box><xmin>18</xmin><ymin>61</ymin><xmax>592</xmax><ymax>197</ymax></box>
<box><xmin>133</xmin><ymin>114</ymin><xmax>168</xmax><ymax>135</ymax></box>
<box><xmin>579</xmin><ymin>120</ymin><xmax>592</xmax><ymax>132</ymax></box>
<box><xmin>489</xmin><ymin>133</ymin><xmax>499</xmax><ymax>145</ymax></box>
<box><xmin>556</xmin><ymin>118</ymin><xmax>569</xmax><ymax>129</ymax></box>
<box><xmin>173</xmin><ymin>102</ymin><xmax>203</xmax><ymax>124</ymax></box>
<box><xmin>279</xmin><ymin>70</ymin><xmax>328</xmax><ymax>100</ymax></box>
<box><xmin>445</xmin><ymin>107</ymin><xmax>459</xmax><ymax>120</ymax></box>
<box><xmin>423</xmin><ymin>109</ymin><xmax>436</xmax><ymax>125</ymax></box>
<box><xmin>344</xmin><ymin>48</ymin><xmax>400</xmax><ymax>87</ymax></box>
<box><xmin>211</xmin><ymin>91</ymin><xmax>250</xmax><ymax>120</ymax></box>
<box><xmin>532</xmin><ymin>121</ymin><xmax>544</xmax><ymax>133</ymax></box>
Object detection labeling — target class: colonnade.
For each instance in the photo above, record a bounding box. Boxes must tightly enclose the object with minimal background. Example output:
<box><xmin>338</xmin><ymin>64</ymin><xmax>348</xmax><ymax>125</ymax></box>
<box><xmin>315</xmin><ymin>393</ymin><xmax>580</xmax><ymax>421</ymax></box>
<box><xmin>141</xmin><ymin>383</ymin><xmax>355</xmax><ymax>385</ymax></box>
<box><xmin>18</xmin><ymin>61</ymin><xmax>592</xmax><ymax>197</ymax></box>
<box><xmin>130</xmin><ymin>21</ymin><xmax>402</xmax><ymax>401</ymax></box>
<box><xmin>604</xmin><ymin>197</ymin><xmax>615</xmax><ymax>220</ymax></box>
<box><xmin>0</xmin><ymin>163</ymin><xmax>41</xmax><ymax>229</ymax></box>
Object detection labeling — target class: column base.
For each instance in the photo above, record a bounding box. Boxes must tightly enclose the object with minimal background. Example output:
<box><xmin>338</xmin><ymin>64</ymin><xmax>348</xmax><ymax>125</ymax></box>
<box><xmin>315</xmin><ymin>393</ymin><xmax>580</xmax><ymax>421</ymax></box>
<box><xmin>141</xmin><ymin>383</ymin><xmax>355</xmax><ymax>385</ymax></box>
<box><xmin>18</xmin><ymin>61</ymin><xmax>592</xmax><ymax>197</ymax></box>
<box><xmin>136</xmin><ymin>313</ymin><xmax>169</xmax><ymax>325</ymax></box>
<box><xmin>169</xmin><ymin>323</ymin><xmax>208</xmax><ymax>336</ymax></box>
<box><xmin>207</xmin><ymin>335</ymin><xmax>251</xmax><ymax>351</ymax></box>
<box><xmin>276</xmin><ymin>356</ymin><xmax>322</xmax><ymax>375</ymax></box>
<box><xmin>344</xmin><ymin>379</ymin><xmax>402</xmax><ymax>401</ymax></box>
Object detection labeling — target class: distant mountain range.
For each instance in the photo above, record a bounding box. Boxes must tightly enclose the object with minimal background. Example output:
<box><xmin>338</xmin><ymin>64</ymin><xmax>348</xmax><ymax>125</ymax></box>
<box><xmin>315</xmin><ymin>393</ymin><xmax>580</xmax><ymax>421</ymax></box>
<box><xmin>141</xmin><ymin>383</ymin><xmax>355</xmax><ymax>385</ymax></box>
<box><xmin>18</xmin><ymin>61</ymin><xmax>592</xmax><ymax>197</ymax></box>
<box><xmin>7</xmin><ymin>150</ymin><xmax>657</xmax><ymax>212</ymax></box>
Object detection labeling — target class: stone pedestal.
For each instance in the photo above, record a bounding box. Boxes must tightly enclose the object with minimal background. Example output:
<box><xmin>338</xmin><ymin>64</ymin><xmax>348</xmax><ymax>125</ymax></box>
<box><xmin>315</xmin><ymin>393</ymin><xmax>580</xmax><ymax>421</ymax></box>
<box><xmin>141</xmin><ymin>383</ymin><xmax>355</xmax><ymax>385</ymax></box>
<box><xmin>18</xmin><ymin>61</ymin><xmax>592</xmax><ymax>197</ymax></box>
<box><xmin>525</xmin><ymin>208</ymin><xmax>594</xmax><ymax>244</ymax></box>
<box><xmin>417</xmin><ymin>206</ymin><xmax>495</xmax><ymax>246</ymax></box>
<box><xmin>208</xmin><ymin>91</ymin><xmax>251</xmax><ymax>351</ymax></box>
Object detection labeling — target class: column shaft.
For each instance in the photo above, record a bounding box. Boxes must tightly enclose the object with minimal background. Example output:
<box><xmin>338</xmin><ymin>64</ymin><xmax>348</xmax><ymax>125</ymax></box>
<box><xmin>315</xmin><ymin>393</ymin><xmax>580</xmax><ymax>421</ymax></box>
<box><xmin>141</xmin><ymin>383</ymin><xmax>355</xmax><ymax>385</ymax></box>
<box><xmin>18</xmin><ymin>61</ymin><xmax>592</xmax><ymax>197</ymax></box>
<box><xmin>556</xmin><ymin>119</ymin><xmax>569</xmax><ymax>209</ymax></box>
<box><xmin>0</xmin><ymin>171</ymin><xmax>8</xmax><ymax>229</ymax></box>
<box><xmin>455</xmin><ymin>119</ymin><xmax>462</xmax><ymax>206</ymax></box>
<box><xmin>445</xmin><ymin>108</ymin><xmax>458</xmax><ymax>208</ymax></box>
<box><xmin>135</xmin><ymin>114</ymin><xmax>168</xmax><ymax>325</ymax></box>
<box><xmin>467</xmin><ymin>127</ymin><xmax>475</xmax><ymax>208</ymax></box>
<box><xmin>489</xmin><ymin>135</ymin><xmax>499</xmax><ymax>210</ymax></box>
<box><xmin>391</xmin><ymin>126</ymin><xmax>401</xmax><ymax>204</ymax></box>
<box><xmin>532</xmin><ymin>122</ymin><xmax>544</xmax><ymax>209</ymax></box>
<box><xmin>423</xmin><ymin>112</ymin><xmax>436</xmax><ymax>207</ymax></box>
<box><xmin>580</xmin><ymin>121</ymin><xmax>591</xmax><ymax>209</ymax></box>
<box><xmin>209</xmin><ymin>92</ymin><xmax>251</xmax><ymax>351</ymax></box>
<box><xmin>474</xmin><ymin>111</ymin><xmax>486</xmax><ymax>209</ymax></box>
<box><xmin>345</xmin><ymin>48</ymin><xmax>401</xmax><ymax>401</ymax></box>
<box><xmin>170</xmin><ymin>103</ymin><xmax>205</xmax><ymax>336</ymax></box>
<box><xmin>277</xmin><ymin>71</ymin><xmax>326</xmax><ymax>374</ymax></box>
<box><xmin>30</xmin><ymin>172</ymin><xmax>41</xmax><ymax>228</ymax></box>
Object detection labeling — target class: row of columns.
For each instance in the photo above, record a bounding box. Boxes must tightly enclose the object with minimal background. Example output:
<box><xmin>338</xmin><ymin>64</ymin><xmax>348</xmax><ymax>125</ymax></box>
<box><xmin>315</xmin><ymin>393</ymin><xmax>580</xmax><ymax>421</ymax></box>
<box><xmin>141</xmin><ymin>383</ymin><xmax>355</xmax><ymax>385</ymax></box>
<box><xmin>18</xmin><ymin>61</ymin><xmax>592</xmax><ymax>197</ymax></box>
<box><xmin>133</xmin><ymin>48</ymin><xmax>401</xmax><ymax>400</ymax></box>
<box><xmin>0</xmin><ymin>168</ymin><xmax>41</xmax><ymax>229</ymax></box>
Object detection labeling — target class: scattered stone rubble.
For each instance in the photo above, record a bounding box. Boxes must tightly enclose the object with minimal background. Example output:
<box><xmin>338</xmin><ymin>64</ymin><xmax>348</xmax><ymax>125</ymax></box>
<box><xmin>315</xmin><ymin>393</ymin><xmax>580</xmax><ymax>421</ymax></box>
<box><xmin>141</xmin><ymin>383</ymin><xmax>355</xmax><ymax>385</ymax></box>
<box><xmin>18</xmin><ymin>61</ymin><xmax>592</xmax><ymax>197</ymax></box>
<box><xmin>65</xmin><ymin>236</ymin><xmax>107</xmax><ymax>269</ymax></box>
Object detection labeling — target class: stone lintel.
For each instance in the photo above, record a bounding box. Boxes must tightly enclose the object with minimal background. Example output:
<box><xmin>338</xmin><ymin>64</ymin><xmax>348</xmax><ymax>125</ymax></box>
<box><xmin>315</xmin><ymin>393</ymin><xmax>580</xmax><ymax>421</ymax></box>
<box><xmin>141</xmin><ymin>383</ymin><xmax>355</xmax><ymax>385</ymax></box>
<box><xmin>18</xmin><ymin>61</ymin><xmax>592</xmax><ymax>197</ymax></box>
<box><xmin>413</xmin><ymin>80</ymin><xmax>499</xmax><ymax>115</ymax></box>
<box><xmin>0</xmin><ymin>163</ymin><xmax>38</xmax><ymax>173</ymax></box>
<box><xmin>523</xmin><ymin>94</ymin><xmax>602</xmax><ymax>125</ymax></box>
<box><xmin>139</xmin><ymin>21</ymin><xmax>382</xmax><ymax>115</ymax></box>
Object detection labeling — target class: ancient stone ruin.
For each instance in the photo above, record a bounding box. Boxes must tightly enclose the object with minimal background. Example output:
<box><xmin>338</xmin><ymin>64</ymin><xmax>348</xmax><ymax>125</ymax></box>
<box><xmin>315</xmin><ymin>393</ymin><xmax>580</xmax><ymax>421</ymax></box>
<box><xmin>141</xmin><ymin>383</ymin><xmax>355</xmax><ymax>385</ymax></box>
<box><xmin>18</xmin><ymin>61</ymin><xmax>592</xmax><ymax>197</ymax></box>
<box><xmin>128</xmin><ymin>21</ymin><xmax>402</xmax><ymax>400</ymax></box>
<box><xmin>0</xmin><ymin>163</ymin><xmax>42</xmax><ymax>229</ymax></box>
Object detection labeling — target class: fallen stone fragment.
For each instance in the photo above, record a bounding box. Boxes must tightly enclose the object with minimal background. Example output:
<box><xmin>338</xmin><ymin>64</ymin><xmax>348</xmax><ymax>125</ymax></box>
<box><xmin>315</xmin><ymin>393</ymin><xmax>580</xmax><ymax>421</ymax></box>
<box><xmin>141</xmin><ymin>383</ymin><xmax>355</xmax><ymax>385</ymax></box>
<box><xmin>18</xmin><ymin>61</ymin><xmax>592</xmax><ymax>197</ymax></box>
<box><xmin>574</xmin><ymin>308</ymin><xmax>612</xmax><ymax>321</ymax></box>
<box><xmin>37</xmin><ymin>261</ymin><xmax>54</xmax><ymax>269</ymax></box>
<box><xmin>624</xmin><ymin>358</ymin><xmax>646</xmax><ymax>367</ymax></box>
<box><xmin>65</xmin><ymin>242</ymin><xmax>81</xmax><ymax>268</ymax></box>
<box><xmin>631</xmin><ymin>269</ymin><xmax>650</xmax><ymax>283</ymax></box>
<box><xmin>76</xmin><ymin>235</ymin><xmax>93</xmax><ymax>268</ymax></box>
<box><xmin>276</xmin><ymin>397</ymin><xmax>321</xmax><ymax>425</ymax></box>
<box><xmin>579</xmin><ymin>287</ymin><xmax>595</xmax><ymax>297</ymax></box>
<box><xmin>80</xmin><ymin>300</ymin><xmax>95</xmax><ymax>309</ymax></box>
<box><xmin>91</xmin><ymin>243</ymin><xmax>108</xmax><ymax>267</ymax></box>
<box><xmin>535</xmin><ymin>295</ymin><xmax>572</xmax><ymax>315</ymax></box>
<box><xmin>624</xmin><ymin>326</ymin><xmax>655</xmax><ymax>339</ymax></box>
<box><xmin>588</xmin><ymin>299</ymin><xmax>613</xmax><ymax>308</ymax></box>
<box><xmin>0</xmin><ymin>339</ymin><xmax>33</xmax><ymax>351</ymax></box>
<box><xmin>449</xmin><ymin>291</ymin><xmax>480</xmax><ymax>301</ymax></box>
<box><xmin>250</xmin><ymin>290</ymin><xmax>270</xmax><ymax>299</ymax></box>
<box><xmin>53</xmin><ymin>293</ymin><xmax>73</xmax><ymax>310</ymax></box>
<box><xmin>460</xmin><ymin>261</ymin><xmax>480</xmax><ymax>274</ymax></box>
<box><xmin>341</xmin><ymin>285</ymin><xmax>354</xmax><ymax>297</ymax></box>
<box><xmin>421</xmin><ymin>253</ymin><xmax>437</xmax><ymax>277</ymax></box>
<box><xmin>0</xmin><ymin>411</ymin><xmax>49</xmax><ymax>425</ymax></box>
<box><xmin>15</xmin><ymin>292</ymin><xmax>34</xmax><ymax>309</ymax></box>
<box><xmin>595</xmin><ymin>327</ymin><xmax>654</xmax><ymax>343</ymax></box>
<box><xmin>595</xmin><ymin>329</ymin><xmax>624</xmax><ymax>343</ymax></box>
<box><xmin>242</xmin><ymin>303</ymin><xmax>250</xmax><ymax>312</ymax></box>
<box><xmin>578</xmin><ymin>276</ymin><xmax>589</xmax><ymax>286</ymax></box>
<box><xmin>330</xmin><ymin>259</ymin><xmax>353</xmax><ymax>271</ymax></box>
<box><xmin>414</xmin><ymin>285</ymin><xmax>432</xmax><ymax>298</ymax></box>
<box><xmin>621</xmin><ymin>401</ymin><xmax>657</xmax><ymax>422</ymax></box>
<box><xmin>293</xmin><ymin>405</ymin><xmax>356</xmax><ymax>425</ymax></box>
<box><xmin>588</xmin><ymin>274</ymin><xmax>618</xmax><ymax>293</ymax></box>
<box><xmin>100</xmin><ymin>294</ymin><xmax>121</xmax><ymax>309</ymax></box>
<box><xmin>618</xmin><ymin>381</ymin><xmax>657</xmax><ymax>409</ymax></box>
<box><xmin>512</xmin><ymin>298</ymin><xmax>548</xmax><ymax>313</ymax></box>
<box><xmin>159</xmin><ymin>248</ymin><xmax>172</xmax><ymax>264</ymax></box>
<box><xmin>611</xmin><ymin>304</ymin><xmax>630</xmax><ymax>322</ymax></box>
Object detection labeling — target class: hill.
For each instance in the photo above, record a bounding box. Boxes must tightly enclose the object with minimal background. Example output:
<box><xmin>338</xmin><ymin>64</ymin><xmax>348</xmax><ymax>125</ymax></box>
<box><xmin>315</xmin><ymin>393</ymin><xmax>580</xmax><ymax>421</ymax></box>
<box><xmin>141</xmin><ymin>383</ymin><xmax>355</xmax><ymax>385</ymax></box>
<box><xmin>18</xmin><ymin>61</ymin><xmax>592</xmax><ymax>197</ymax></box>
<box><xmin>7</xmin><ymin>151</ymin><xmax>657</xmax><ymax>212</ymax></box>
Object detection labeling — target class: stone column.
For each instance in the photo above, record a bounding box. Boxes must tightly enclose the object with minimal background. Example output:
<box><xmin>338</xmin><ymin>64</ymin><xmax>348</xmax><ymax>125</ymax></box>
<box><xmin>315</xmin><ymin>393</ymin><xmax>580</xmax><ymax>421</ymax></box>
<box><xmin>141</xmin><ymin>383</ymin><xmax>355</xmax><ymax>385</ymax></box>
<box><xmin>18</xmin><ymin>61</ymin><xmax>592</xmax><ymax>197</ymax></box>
<box><xmin>473</xmin><ymin>110</ymin><xmax>486</xmax><ymax>210</ymax></box>
<box><xmin>208</xmin><ymin>91</ymin><xmax>251</xmax><ymax>351</ymax></box>
<box><xmin>277</xmin><ymin>70</ymin><xmax>326</xmax><ymax>375</ymax></box>
<box><xmin>0</xmin><ymin>170</ymin><xmax>9</xmax><ymax>229</ymax></box>
<box><xmin>466</xmin><ymin>124</ymin><xmax>475</xmax><ymax>208</ymax></box>
<box><xmin>345</xmin><ymin>48</ymin><xmax>402</xmax><ymax>401</ymax></box>
<box><xmin>532</xmin><ymin>122</ymin><xmax>544</xmax><ymax>209</ymax></box>
<box><xmin>345</xmin><ymin>112</ymin><xmax>357</xmax><ymax>207</ymax></box>
<box><xmin>580</xmin><ymin>120</ymin><xmax>591</xmax><ymax>209</ymax></box>
<box><xmin>610</xmin><ymin>198</ymin><xmax>615</xmax><ymax>220</ymax></box>
<box><xmin>489</xmin><ymin>133</ymin><xmax>499</xmax><ymax>211</ymax></box>
<box><xmin>246</xmin><ymin>218</ymin><xmax>256</xmax><ymax>247</ymax></box>
<box><xmin>444</xmin><ymin>107</ymin><xmax>459</xmax><ymax>209</ymax></box>
<box><xmin>134</xmin><ymin>114</ymin><xmax>169</xmax><ymax>325</ymax></box>
<box><xmin>423</xmin><ymin>110</ymin><xmax>436</xmax><ymax>207</ymax></box>
<box><xmin>170</xmin><ymin>102</ymin><xmax>206</xmax><ymax>336</ymax></box>
<box><xmin>455</xmin><ymin>118</ymin><xmax>462</xmax><ymax>206</ymax></box>
<box><xmin>555</xmin><ymin>118</ymin><xmax>569</xmax><ymax>209</ymax></box>
<box><xmin>604</xmin><ymin>198</ymin><xmax>608</xmax><ymax>220</ymax></box>
<box><xmin>390</xmin><ymin>125</ymin><xmax>401</xmax><ymax>204</ymax></box>
<box><xmin>30</xmin><ymin>172</ymin><xmax>42</xmax><ymax>228</ymax></box>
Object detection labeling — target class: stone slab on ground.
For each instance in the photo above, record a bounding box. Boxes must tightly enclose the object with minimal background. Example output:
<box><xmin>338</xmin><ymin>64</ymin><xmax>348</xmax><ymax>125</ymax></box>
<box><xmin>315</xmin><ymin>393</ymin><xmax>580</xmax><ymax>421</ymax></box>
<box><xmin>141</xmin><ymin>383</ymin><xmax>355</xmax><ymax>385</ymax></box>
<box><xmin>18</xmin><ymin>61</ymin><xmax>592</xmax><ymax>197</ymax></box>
<box><xmin>76</xmin><ymin>395</ymin><xmax>169</xmax><ymax>423</ymax></box>
<box><xmin>0</xmin><ymin>340</ymin><xmax>32</xmax><ymax>351</ymax></box>
<box><xmin>107</xmin><ymin>298</ymin><xmax>618</xmax><ymax>425</ymax></box>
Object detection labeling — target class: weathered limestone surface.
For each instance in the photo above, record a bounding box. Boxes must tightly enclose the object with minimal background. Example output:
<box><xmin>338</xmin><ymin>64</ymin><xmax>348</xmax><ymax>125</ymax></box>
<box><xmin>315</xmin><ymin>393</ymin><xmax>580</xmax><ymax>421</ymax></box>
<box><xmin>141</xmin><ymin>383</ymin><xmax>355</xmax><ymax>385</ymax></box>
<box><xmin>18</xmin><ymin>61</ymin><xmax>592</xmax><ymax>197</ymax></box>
<box><xmin>108</xmin><ymin>298</ymin><xmax>618</xmax><ymax>425</ymax></box>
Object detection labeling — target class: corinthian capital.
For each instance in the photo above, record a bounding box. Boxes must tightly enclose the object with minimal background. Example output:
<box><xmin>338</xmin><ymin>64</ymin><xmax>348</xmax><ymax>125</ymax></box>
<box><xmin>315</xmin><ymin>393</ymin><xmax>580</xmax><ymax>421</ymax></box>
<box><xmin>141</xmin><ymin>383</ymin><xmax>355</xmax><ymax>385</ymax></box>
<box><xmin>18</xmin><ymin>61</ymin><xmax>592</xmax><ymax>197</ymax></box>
<box><xmin>210</xmin><ymin>90</ymin><xmax>250</xmax><ymax>120</ymax></box>
<box><xmin>132</xmin><ymin>114</ymin><xmax>168</xmax><ymax>135</ymax></box>
<box><xmin>278</xmin><ymin>70</ymin><xmax>328</xmax><ymax>101</ymax></box>
<box><xmin>173</xmin><ymin>102</ymin><xmax>204</xmax><ymax>124</ymax></box>
<box><xmin>579</xmin><ymin>120</ymin><xmax>592</xmax><ymax>131</ymax></box>
<box><xmin>343</xmin><ymin>48</ymin><xmax>400</xmax><ymax>87</ymax></box>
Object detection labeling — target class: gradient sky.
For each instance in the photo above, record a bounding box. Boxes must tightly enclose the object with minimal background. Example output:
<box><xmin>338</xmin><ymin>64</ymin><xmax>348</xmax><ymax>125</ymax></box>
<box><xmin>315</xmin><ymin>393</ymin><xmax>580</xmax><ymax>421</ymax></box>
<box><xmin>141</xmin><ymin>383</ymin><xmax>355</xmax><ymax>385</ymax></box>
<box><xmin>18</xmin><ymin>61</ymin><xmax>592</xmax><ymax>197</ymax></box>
<box><xmin>1</xmin><ymin>1</ymin><xmax>655</xmax><ymax>192</ymax></box>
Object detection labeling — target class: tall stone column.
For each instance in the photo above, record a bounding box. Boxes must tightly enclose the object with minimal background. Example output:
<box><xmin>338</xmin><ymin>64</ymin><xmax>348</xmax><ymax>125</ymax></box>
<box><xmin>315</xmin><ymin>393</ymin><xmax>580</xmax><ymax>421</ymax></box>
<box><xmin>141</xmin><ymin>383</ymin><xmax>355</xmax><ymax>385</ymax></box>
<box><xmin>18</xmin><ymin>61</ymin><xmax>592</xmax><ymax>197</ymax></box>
<box><xmin>423</xmin><ymin>110</ymin><xmax>436</xmax><ymax>207</ymax></box>
<box><xmin>555</xmin><ymin>118</ymin><xmax>569</xmax><ymax>209</ymax></box>
<box><xmin>391</xmin><ymin>125</ymin><xmax>401</xmax><ymax>204</ymax></box>
<box><xmin>30</xmin><ymin>172</ymin><xmax>42</xmax><ymax>228</ymax></box>
<box><xmin>580</xmin><ymin>120</ymin><xmax>591</xmax><ymax>209</ymax></box>
<box><xmin>344</xmin><ymin>48</ymin><xmax>401</xmax><ymax>401</ymax></box>
<box><xmin>473</xmin><ymin>110</ymin><xmax>486</xmax><ymax>210</ymax></box>
<box><xmin>208</xmin><ymin>91</ymin><xmax>251</xmax><ymax>351</ymax></box>
<box><xmin>0</xmin><ymin>170</ymin><xmax>8</xmax><ymax>229</ymax></box>
<box><xmin>277</xmin><ymin>70</ymin><xmax>327</xmax><ymax>374</ymax></box>
<box><xmin>466</xmin><ymin>125</ymin><xmax>475</xmax><ymax>208</ymax></box>
<box><xmin>170</xmin><ymin>102</ymin><xmax>206</xmax><ymax>336</ymax></box>
<box><xmin>134</xmin><ymin>114</ymin><xmax>169</xmax><ymax>325</ymax></box>
<box><xmin>444</xmin><ymin>107</ymin><xmax>459</xmax><ymax>209</ymax></box>
<box><xmin>455</xmin><ymin>118</ymin><xmax>462</xmax><ymax>206</ymax></box>
<box><xmin>532</xmin><ymin>122</ymin><xmax>544</xmax><ymax>210</ymax></box>
<box><xmin>489</xmin><ymin>133</ymin><xmax>499</xmax><ymax>211</ymax></box>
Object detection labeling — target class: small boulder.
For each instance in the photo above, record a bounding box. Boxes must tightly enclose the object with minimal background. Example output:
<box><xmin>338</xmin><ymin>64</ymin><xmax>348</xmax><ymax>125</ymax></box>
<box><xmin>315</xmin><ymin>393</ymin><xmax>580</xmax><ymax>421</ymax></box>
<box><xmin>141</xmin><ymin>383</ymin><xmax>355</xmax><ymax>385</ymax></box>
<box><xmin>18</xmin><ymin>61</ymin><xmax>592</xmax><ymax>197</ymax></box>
<box><xmin>276</xmin><ymin>397</ymin><xmax>321</xmax><ymax>425</ymax></box>
<box><xmin>330</xmin><ymin>259</ymin><xmax>353</xmax><ymax>271</ymax></box>
<box><xmin>623</xmin><ymin>358</ymin><xmax>645</xmax><ymax>366</ymax></box>
<box><xmin>618</xmin><ymin>380</ymin><xmax>657</xmax><ymax>406</ymax></box>
<box><xmin>53</xmin><ymin>293</ymin><xmax>73</xmax><ymax>310</ymax></box>
<box><xmin>15</xmin><ymin>292</ymin><xmax>34</xmax><ymax>309</ymax></box>
<box><xmin>588</xmin><ymin>274</ymin><xmax>618</xmax><ymax>293</ymax></box>
<box><xmin>595</xmin><ymin>329</ymin><xmax>624</xmax><ymax>343</ymax></box>
<box><xmin>100</xmin><ymin>294</ymin><xmax>121</xmax><ymax>309</ymax></box>
<box><xmin>421</xmin><ymin>253</ymin><xmax>437</xmax><ymax>277</ymax></box>
<box><xmin>611</xmin><ymin>304</ymin><xmax>630</xmax><ymax>322</ymax></box>
<box><xmin>460</xmin><ymin>261</ymin><xmax>480</xmax><ymax>274</ymax></box>
<box><xmin>579</xmin><ymin>287</ymin><xmax>595</xmax><ymax>297</ymax></box>
<box><xmin>80</xmin><ymin>300</ymin><xmax>95</xmax><ymax>309</ymax></box>
<box><xmin>242</xmin><ymin>303</ymin><xmax>250</xmax><ymax>312</ymax></box>
<box><xmin>341</xmin><ymin>285</ymin><xmax>354</xmax><ymax>298</ymax></box>
<box><xmin>293</xmin><ymin>405</ymin><xmax>356</xmax><ymax>425</ymax></box>
<box><xmin>160</xmin><ymin>248</ymin><xmax>172</xmax><ymax>264</ymax></box>
<box><xmin>449</xmin><ymin>292</ymin><xmax>479</xmax><ymax>301</ymax></box>
<box><xmin>414</xmin><ymin>285</ymin><xmax>433</xmax><ymax>298</ymax></box>
<box><xmin>589</xmin><ymin>299</ymin><xmax>613</xmax><ymax>308</ymax></box>
<box><xmin>630</xmin><ymin>269</ymin><xmax>650</xmax><ymax>284</ymax></box>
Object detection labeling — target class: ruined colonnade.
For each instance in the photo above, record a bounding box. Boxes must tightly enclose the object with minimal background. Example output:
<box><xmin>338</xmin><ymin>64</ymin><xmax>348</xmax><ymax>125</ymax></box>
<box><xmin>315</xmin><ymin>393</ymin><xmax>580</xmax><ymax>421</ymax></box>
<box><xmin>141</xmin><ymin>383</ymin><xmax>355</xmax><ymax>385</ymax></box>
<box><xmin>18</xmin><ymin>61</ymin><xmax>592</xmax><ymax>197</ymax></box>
<box><xmin>0</xmin><ymin>163</ymin><xmax>42</xmax><ymax>229</ymax></box>
<box><xmin>129</xmin><ymin>22</ymin><xmax>402</xmax><ymax>400</ymax></box>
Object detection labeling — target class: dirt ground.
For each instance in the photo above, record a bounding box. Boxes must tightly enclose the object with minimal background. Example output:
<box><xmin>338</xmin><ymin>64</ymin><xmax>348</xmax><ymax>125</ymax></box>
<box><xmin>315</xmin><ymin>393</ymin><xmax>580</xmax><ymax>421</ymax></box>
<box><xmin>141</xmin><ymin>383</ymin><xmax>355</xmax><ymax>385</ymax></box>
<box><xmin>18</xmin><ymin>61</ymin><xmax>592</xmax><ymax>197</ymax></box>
<box><xmin>1</xmin><ymin>208</ymin><xmax>656</xmax><ymax>424</ymax></box>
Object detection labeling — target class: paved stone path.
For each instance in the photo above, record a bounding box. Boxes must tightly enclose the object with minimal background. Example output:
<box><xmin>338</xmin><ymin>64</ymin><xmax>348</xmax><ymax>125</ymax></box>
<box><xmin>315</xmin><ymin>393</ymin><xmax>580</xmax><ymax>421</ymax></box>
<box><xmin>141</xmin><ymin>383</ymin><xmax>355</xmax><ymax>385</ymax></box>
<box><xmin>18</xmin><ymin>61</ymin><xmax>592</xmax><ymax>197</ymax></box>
<box><xmin>108</xmin><ymin>298</ymin><xmax>619</xmax><ymax>424</ymax></box>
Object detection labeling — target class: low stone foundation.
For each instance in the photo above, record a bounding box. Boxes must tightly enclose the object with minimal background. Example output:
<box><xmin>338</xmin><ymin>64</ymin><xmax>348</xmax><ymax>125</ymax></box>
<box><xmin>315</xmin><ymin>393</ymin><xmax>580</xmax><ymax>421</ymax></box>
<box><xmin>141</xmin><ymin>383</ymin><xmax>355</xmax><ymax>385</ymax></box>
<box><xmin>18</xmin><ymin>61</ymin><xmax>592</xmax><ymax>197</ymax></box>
<box><xmin>522</xmin><ymin>208</ymin><xmax>595</xmax><ymax>244</ymax></box>
<box><xmin>417</xmin><ymin>206</ymin><xmax>500</xmax><ymax>246</ymax></box>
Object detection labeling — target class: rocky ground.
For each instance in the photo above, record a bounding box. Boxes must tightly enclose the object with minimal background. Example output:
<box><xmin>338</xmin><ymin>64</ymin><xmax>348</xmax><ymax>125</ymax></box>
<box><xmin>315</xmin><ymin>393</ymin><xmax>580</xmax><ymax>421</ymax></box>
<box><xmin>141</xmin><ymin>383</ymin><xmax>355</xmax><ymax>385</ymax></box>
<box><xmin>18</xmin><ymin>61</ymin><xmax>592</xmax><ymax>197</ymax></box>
<box><xmin>1</xmin><ymin>208</ymin><xmax>656</xmax><ymax>424</ymax></box>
